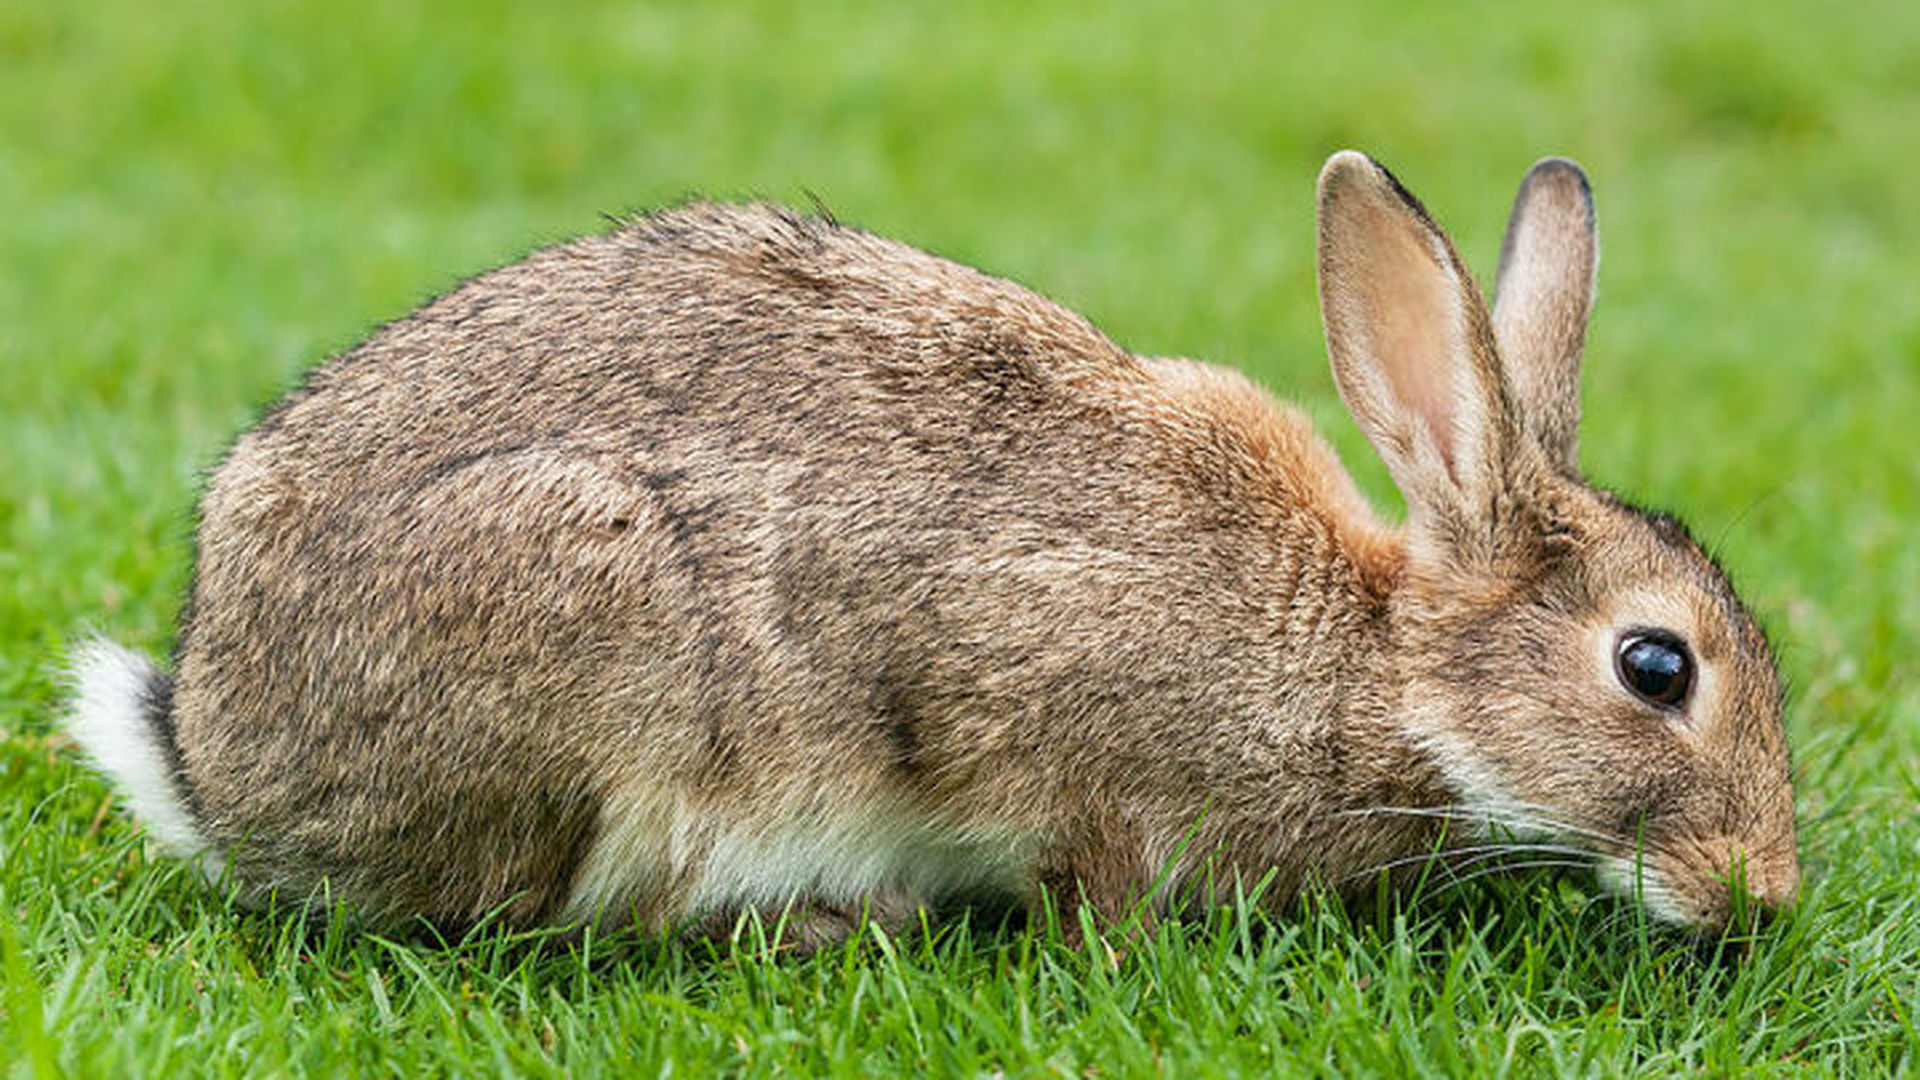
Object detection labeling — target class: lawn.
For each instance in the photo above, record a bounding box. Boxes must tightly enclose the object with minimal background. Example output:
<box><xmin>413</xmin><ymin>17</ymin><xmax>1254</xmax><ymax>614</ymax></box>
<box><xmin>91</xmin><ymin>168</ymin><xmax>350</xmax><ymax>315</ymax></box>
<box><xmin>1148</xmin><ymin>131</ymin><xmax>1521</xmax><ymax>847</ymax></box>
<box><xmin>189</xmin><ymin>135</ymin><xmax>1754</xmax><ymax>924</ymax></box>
<box><xmin>3</xmin><ymin>0</ymin><xmax>1917</xmax><ymax>1075</ymax></box>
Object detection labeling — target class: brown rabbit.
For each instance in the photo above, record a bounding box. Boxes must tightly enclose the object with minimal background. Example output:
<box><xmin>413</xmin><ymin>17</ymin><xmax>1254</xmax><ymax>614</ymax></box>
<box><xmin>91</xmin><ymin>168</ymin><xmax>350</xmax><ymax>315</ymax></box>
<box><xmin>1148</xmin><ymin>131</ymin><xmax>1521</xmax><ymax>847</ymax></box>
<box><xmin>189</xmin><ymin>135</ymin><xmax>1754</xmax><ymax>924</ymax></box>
<box><xmin>66</xmin><ymin>152</ymin><xmax>1798</xmax><ymax>942</ymax></box>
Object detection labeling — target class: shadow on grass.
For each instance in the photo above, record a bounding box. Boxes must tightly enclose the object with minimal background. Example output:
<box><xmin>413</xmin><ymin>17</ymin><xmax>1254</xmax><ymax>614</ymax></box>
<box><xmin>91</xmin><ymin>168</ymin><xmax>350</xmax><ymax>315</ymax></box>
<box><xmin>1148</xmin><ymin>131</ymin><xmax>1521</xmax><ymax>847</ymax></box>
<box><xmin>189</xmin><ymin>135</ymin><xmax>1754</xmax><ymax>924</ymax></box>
<box><xmin>191</xmin><ymin>857</ymin><xmax>1803</xmax><ymax>1011</ymax></box>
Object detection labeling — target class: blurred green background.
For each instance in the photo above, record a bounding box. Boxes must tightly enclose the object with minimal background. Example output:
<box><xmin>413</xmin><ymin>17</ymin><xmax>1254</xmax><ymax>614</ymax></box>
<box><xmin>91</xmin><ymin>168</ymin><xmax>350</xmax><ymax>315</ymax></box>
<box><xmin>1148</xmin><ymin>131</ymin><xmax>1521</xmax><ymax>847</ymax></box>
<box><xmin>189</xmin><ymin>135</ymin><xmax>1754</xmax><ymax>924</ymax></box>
<box><xmin>3</xmin><ymin>0</ymin><xmax>1916</xmax><ymax>1074</ymax></box>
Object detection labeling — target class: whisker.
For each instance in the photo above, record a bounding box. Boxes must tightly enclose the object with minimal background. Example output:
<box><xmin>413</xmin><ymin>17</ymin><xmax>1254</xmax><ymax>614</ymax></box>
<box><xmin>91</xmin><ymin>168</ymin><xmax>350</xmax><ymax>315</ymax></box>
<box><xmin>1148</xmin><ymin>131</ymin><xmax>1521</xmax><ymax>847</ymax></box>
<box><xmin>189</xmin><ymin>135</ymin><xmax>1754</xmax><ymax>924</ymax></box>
<box><xmin>1336</xmin><ymin>803</ymin><xmax>1621</xmax><ymax>850</ymax></box>
<box><xmin>1485</xmin><ymin>800</ymin><xmax>1696</xmax><ymax>866</ymax></box>
<box><xmin>1340</xmin><ymin>842</ymin><xmax>1596</xmax><ymax>885</ymax></box>
<box><xmin>1331</xmin><ymin>805</ymin><xmax>1466</xmax><ymax>823</ymax></box>
<box><xmin>1592</xmin><ymin>904</ymin><xmax>1641</xmax><ymax>938</ymax></box>
<box><xmin>1428</xmin><ymin>859</ymin><xmax>1592</xmax><ymax>891</ymax></box>
<box><xmin>1477</xmin><ymin>799</ymin><xmax>1627</xmax><ymax>847</ymax></box>
<box><xmin>1338</xmin><ymin>847</ymin><xmax>1500</xmax><ymax>884</ymax></box>
<box><xmin>1333</xmin><ymin>802</ymin><xmax>1697</xmax><ymax>879</ymax></box>
<box><xmin>1333</xmin><ymin>805</ymin><xmax>1524</xmax><ymax>835</ymax></box>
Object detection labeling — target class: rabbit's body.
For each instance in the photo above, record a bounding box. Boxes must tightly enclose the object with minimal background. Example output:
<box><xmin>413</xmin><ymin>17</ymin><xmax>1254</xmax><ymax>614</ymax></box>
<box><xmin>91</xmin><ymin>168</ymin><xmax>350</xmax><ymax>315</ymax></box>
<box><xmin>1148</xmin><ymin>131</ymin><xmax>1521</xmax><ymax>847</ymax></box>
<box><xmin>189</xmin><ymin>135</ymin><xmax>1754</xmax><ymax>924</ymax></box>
<box><xmin>69</xmin><ymin>155</ymin><xmax>1801</xmax><ymax>937</ymax></box>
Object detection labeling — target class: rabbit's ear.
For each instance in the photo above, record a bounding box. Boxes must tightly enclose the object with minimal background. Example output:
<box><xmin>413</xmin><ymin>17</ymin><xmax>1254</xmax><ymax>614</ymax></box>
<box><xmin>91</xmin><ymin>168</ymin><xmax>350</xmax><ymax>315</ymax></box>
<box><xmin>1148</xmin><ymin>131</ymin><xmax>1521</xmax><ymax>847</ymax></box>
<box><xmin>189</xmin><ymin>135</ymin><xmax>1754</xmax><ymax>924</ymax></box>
<box><xmin>1317</xmin><ymin>151</ymin><xmax>1520</xmax><ymax>555</ymax></box>
<box><xmin>1492</xmin><ymin>157</ymin><xmax>1596</xmax><ymax>474</ymax></box>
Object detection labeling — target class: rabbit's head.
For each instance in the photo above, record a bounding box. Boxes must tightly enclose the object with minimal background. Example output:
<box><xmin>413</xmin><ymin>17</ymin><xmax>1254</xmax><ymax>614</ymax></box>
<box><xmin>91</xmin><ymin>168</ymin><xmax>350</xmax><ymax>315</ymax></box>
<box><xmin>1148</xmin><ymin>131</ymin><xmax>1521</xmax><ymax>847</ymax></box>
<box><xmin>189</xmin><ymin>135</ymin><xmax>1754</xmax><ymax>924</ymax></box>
<box><xmin>1317</xmin><ymin>152</ymin><xmax>1797</xmax><ymax>929</ymax></box>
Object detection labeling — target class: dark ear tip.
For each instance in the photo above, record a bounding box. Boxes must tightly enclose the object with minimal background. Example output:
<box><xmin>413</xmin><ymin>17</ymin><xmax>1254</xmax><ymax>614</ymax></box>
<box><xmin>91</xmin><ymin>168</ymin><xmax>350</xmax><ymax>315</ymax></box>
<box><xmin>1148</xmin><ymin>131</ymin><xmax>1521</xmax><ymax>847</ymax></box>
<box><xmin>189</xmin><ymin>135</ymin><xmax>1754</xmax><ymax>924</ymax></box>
<box><xmin>1317</xmin><ymin>150</ymin><xmax>1439</xmax><ymax>228</ymax></box>
<box><xmin>1522</xmin><ymin>156</ymin><xmax>1594</xmax><ymax>210</ymax></box>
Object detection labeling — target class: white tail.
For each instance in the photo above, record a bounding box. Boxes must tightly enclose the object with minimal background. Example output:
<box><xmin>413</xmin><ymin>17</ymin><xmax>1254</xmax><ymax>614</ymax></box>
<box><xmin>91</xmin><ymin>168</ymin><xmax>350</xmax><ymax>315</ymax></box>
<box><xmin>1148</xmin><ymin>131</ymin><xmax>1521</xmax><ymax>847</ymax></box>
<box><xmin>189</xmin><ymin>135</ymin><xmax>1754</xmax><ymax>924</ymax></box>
<box><xmin>64</xmin><ymin>638</ymin><xmax>211</xmax><ymax>858</ymax></box>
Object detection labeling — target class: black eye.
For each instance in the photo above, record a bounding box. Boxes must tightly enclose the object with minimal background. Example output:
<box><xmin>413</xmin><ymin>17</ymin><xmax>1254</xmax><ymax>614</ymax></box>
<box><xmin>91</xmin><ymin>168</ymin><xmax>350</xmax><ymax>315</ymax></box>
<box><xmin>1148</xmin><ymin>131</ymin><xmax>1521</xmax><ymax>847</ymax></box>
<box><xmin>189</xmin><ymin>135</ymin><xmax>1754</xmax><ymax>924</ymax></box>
<box><xmin>1616</xmin><ymin>631</ymin><xmax>1693</xmax><ymax>709</ymax></box>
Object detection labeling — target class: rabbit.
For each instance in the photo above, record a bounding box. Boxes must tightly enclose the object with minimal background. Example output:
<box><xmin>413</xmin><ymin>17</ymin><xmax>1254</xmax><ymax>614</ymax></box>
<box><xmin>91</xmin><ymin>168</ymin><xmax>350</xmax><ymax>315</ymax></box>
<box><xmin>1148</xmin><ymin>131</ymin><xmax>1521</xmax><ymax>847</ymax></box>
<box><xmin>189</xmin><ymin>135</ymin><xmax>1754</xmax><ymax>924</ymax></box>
<box><xmin>64</xmin><ymin>151</ymin><xmax>1799</xmax><ymax>944</ymax></box>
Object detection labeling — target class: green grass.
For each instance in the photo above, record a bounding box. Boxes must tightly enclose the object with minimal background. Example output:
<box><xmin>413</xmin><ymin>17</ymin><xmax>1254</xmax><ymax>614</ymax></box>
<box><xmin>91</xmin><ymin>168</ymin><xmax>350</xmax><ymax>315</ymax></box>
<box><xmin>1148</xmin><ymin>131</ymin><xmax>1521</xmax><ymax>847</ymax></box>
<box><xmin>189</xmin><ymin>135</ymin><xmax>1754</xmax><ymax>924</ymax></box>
<box><xmin>4</xmin><ymin>0</ymin><xmax>1917</xmax><ymax>1074</ymax></box>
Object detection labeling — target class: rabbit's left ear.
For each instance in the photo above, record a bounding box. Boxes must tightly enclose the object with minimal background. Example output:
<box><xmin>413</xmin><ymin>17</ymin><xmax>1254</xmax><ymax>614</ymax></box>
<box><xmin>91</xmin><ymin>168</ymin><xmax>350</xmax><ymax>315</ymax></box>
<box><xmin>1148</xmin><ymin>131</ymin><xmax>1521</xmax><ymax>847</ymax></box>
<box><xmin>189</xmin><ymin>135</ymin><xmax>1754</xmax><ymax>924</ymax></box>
<box><xmin>1492</xmin><ymin>158</ymin><xmax>1597</xmax><ymax>475</ymax></box>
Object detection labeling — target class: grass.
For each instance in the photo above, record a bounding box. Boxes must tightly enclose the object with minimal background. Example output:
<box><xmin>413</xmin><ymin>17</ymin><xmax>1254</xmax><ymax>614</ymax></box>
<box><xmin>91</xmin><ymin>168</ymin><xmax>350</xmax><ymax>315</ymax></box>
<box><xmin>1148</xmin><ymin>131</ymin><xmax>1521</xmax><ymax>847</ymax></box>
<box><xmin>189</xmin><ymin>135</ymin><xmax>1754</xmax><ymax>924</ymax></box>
<box><xmin>3</xmin><ymin>0</ymin><xmax>1917</xmax><ymax>1074</ymax></box>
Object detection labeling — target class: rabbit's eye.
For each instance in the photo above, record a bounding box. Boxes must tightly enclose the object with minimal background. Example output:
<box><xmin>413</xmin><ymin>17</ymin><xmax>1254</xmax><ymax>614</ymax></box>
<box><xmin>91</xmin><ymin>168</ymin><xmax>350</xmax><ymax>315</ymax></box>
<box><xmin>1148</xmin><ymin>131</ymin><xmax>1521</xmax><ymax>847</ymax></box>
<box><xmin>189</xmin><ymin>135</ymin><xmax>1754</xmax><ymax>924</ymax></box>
<box><xmin>1616</xmin><ymin>631</ymin><xmax>1693</xmax><ymax>709</ymax></box>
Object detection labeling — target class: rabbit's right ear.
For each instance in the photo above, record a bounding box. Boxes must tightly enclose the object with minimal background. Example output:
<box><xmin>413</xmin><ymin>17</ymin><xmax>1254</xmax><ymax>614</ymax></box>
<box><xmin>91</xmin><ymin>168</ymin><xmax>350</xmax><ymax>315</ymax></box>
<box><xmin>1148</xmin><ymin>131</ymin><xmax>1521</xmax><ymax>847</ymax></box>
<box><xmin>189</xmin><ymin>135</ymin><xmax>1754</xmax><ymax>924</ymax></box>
<box><xmin>1316</xmin><ymin>151</ymin><xmax>1520</xmax><ymax>558</ymax></box>
<box><xmin>1491</xmin><ymin>158</ymin><xmax>1597</xmax><ymax>474</ymax></box>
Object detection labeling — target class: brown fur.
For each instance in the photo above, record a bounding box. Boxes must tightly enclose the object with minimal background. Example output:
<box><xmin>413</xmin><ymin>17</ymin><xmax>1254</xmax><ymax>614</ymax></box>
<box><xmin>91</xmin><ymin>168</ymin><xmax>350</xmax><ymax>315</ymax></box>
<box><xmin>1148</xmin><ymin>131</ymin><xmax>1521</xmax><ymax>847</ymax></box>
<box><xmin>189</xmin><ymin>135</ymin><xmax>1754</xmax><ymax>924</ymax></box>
<box><xmin>95</xmin><ymin>153</ymin><xmax>1793</xmax><ymax>938</ymax></box>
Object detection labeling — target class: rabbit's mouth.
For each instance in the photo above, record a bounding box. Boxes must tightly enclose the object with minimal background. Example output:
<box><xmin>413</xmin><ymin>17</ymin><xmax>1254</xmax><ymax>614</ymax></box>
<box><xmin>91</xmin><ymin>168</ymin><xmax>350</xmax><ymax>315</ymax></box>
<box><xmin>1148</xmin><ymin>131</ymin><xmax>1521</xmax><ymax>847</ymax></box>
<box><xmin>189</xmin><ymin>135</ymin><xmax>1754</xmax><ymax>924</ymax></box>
<box><xmin>1592</xmin><ymin>852</ymin><xmax>1694</xmax><ymax>925</ymax></box>
<box><xmin>1593</xmin><ymin>834</ymin><xmax>1799</xmax><ymax>932</ymax></box>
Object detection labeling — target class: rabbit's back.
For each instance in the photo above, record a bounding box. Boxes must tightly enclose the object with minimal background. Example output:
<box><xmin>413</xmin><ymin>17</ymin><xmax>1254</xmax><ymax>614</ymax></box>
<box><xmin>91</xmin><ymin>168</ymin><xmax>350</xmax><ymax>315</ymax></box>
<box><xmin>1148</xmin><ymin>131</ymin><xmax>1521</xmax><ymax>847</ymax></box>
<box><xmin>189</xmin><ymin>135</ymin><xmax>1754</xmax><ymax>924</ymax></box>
<box><xmin>170</xmin><ymin>204</ymin><xmax>1396</xmax><ymax>926</ymax></box>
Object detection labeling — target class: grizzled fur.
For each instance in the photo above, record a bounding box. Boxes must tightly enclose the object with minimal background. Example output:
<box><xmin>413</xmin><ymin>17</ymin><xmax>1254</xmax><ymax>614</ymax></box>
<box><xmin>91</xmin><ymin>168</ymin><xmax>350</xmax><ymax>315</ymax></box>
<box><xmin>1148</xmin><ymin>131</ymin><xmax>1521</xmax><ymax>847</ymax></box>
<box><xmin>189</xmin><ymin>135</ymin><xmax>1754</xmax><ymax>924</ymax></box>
<box><xmin>66</xmin><ymin>153</ymin><xmax>1797</xmax><ymax>940</ymax></box>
